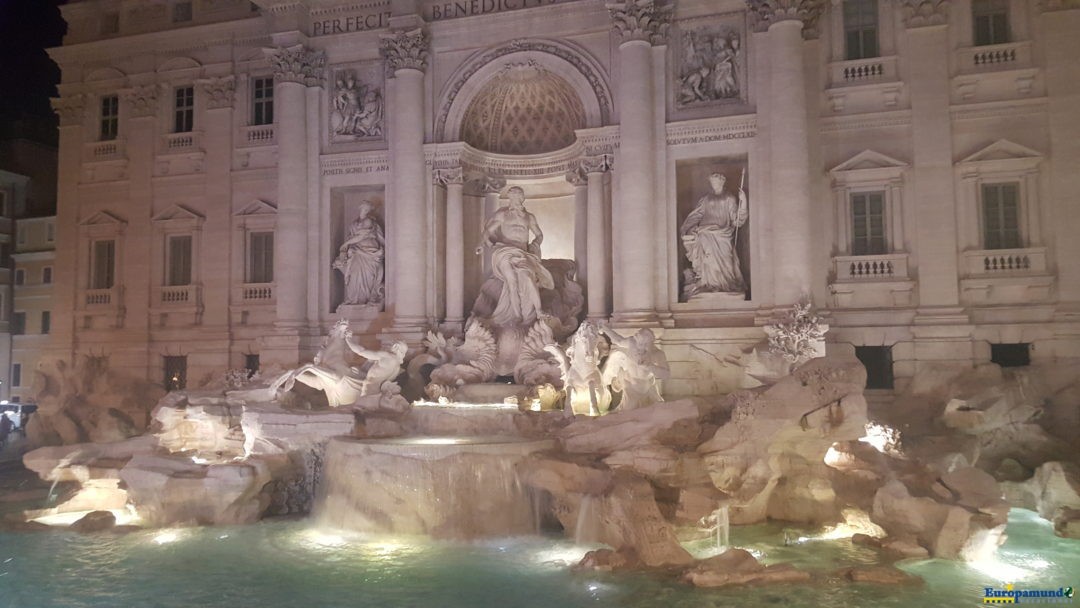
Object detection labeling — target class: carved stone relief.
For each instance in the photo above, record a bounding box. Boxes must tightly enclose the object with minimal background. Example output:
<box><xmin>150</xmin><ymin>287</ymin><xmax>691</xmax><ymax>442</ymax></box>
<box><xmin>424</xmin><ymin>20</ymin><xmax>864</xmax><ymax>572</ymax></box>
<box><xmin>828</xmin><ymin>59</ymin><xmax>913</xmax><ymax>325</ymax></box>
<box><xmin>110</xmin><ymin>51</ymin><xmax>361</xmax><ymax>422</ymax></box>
<box><xmin>676</xmin><ymin>18</ymin><xmax>745</xmax><ymax>108</ymax></box>
<box><xmin>199</xmin><ymin>76</ymin><xmax>236</xmax><ymax>110</ymax></box>
<box><xmin>266</xmin><ymin>45</ymin><xmax>326</xmax><ymax>86</ymax></box>
<box><xmin>605</xmin><ymin>0</ymin><xmax>673</xmax><ymax>45</ymax></box>
<box><xmin>330</xmin><ymin>66</ymin><xmax>384</xmax><ymax>142</ymax></box>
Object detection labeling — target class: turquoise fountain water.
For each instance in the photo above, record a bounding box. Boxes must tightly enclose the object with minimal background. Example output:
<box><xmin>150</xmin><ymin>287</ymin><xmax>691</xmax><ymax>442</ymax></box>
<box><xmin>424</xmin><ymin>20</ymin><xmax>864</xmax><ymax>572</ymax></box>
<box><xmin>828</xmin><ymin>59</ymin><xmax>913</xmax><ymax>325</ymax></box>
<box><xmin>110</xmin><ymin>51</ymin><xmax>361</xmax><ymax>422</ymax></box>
<box><xmin>1</xmin><ymin>509</ymin><xmax>1075</xmax><ymax>608</ymax></box>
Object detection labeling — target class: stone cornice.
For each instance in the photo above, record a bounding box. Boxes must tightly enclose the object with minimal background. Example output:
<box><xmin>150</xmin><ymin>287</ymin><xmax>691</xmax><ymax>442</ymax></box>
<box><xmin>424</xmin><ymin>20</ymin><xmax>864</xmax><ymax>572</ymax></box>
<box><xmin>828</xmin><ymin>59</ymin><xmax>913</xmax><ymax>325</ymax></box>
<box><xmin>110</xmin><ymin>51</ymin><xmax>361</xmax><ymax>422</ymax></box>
<box><xmin>949</xmin><ymin>97</ymin><xmax>1048</xmax><ymax>122</ymax></box>
<box><xmin>665</xmin><ymin>116</ymin><xmax>758</xmax><ymax>146</ymax></box>
<box><xmin>320</xmin><ymin>152</ymin><xmax>390</xmax><ymax>176</ymax></box>
<box><xmin>50</xmin><ymin>94</ymin><xmax>86</xmax><ymax>127</ymax></box>
<box><xmin>605</xmin><ymin>0</ymin><xmax>673</xmax><ymax>45</ymax></box>
<box><xmin>819</xmin><ymin>110</ymin><xmax>912</xmax><ymax>133</ymax></box>
<box><xmin>746</xmin><ymin>0</ymin><xmax>826</xmax><ymax>37</ymax></box>
<box><xmin>265</xmin><ymin>44</ymin><xmax>326</xmax><ymax>86</ymax></box>
<box><xmin>1037</xmin><ymin>0</ymin><xmax>1080</xmax><ymax>11</ymax></box>
<box><xmin>901</xmin><ymin>0</ymin><xmax>950</xmax><ymax>28</ymax></box>
<box><xmin>379</xmin><ymin>28</ymin><xmax>429</xmax><ymax>73</ymax></box>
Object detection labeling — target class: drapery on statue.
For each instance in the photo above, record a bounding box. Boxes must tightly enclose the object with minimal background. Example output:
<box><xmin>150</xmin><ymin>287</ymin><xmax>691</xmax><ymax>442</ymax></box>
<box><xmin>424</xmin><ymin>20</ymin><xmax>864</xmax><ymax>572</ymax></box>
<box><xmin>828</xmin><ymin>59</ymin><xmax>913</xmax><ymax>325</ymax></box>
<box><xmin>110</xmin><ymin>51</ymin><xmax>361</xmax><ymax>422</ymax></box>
<box><xmin>680</xmin><ymin>171</ymin><xmax>748</xmax><ymax>297</ymax></box>
<box><xmin>333</xmin><ymin>202</ymin><xmax>384</xmax><ymax>306</ymax></box>
<box><xmin>600</xmin><ymin>326</ymin><xmax>670</xmax><ymax>411</ymax></box>
<box><xmin>475</xmin><ymin>186</ymin><xmax>555</xmax><ymax>327</ymax></box>
<box><xmin>545</xmin><ymin>321</ymin><xmax>610</xmax><ymax>416</ymax></box>
<box><xmin>269</xmin><ymin>320</ymin><xmax>406</xmax><ymax>407</ymax></box>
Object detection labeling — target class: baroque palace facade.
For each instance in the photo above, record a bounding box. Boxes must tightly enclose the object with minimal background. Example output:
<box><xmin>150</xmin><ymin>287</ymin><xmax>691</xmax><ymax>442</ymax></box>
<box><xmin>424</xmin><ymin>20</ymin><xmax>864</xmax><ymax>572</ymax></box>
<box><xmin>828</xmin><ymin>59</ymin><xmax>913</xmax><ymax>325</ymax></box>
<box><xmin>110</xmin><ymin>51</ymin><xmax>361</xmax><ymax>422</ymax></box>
<box><xmin>45</xmin><ymin>0</ymin><xmax>1080</xmax><ymax>397</ymax></box>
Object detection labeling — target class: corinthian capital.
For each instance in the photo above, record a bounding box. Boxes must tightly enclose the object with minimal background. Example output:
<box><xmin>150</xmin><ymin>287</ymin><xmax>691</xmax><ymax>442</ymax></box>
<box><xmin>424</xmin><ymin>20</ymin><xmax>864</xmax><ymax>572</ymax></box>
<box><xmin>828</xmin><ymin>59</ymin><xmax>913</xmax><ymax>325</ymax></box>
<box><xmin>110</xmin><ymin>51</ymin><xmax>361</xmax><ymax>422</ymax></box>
<box><xmin>120</xmin><ymin>85</ymin><xmax>160</xmax><ymax>118</ymax></box>
<box><xmin>581</xmin><ymin>154</ymin><xmax>614</xmax><ymax>174</ymax></box>
<box><xmin>746</xmin><ymin>0</ymin><xmax>826</xmax><ymax>36</ymax></box>
<box><xmin>265</xmin><ymin>45</ymin><xmax>326</xmax><ymax>86</ymax></box>
<box><xmin>380</xmin><ymin>28</ymin><xmax>429</xmax><ymax>73</ymax></box>
<box><xmin>900</xmin><ymin>0</ymin><xmax>949</xmax><ymax>27</ymax></box>
<box><xmin>434</xmin><ymin>165</ymin><xmax>464</xmax><ymax>186</ymax></box>
<box><xmin>50</xmin><ymin>94</ymin><xmax>86</xmax><ymax>127</ymax></box>
<box><xmin>606</xmin><ymin>0</ymin><xmax>673</xmax><ymax>45</ymax></box>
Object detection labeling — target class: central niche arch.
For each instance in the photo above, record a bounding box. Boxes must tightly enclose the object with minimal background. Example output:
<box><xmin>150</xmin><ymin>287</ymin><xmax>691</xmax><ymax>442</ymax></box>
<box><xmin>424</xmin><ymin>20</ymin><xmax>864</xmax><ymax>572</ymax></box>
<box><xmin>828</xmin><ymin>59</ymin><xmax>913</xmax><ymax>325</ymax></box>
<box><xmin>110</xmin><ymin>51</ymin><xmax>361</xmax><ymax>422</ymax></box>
<box><xmin>460</xmin><ymin>62</ymin><xmax>586</xmax><ymax>155</ymax></box>
<box><xmin>437</xmin><ymin>39</ymin><xmax>612</xmax><ymax>146</ymax></box>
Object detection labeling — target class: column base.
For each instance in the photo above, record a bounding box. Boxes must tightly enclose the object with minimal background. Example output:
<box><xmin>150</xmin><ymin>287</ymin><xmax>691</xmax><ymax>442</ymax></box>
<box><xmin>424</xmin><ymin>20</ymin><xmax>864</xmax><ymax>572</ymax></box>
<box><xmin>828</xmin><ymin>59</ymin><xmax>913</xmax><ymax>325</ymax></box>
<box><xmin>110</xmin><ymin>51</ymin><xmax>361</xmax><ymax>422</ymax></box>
<box><xmin>379</xmin><ymin>316</ymin><xmax>432</xmax><ymax>347</ymax></box>
<box><xmin>610</xmin><ymin>310</ymin><xmax>662</xmax><ymax>328</ymax></box>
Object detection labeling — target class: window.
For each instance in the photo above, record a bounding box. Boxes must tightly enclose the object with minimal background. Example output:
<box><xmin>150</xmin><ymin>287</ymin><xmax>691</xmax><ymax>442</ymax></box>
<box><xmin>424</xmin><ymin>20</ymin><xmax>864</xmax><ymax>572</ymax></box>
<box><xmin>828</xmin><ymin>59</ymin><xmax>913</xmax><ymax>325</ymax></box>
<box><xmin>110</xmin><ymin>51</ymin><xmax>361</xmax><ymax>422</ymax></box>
<box><xmin>42</xmin><ymin>267</ymin><xmax>52</xmax><ymax>284</ymax></box>
<box><xmin>164</xmin><ymin>356</ymin><xmax>187</xmax><ymax>391</ymax></box>
<box><xmin>11</xmin><ymin>364</ymin><xmax>20</xmax><ymax>388</ymax></box>
<box><xmin>982</xmin><ymin>182</ymin><xmax>1021</xmax><ymax>250</ymax></box>
<box><xmin>856</xmin><ymin>346</ymin><xmax>894</xmax><ymax>390</ymax></box>
<box><xmin>166</xmin><ymin>235</ymin><xmax>193</xmax><ymax>286</ymax></box>
<box><xmin>991</xmin><ymin>343</ymin><xmax>1030</xmax><ymax>367</ymax></box>
<box><xmin>252</xmin><ymin>77</ymin><xmax>274</xmax><ymax>126</ymax></box>
<box><xmin>40</xmin><ymin>311</ymin><xmax>50</xmax><ymax>334</ymax></box>
<box><xmin>174</xmin><ymin>86</ymin><xmax>194</xmax><ymax>133</ymax></box>
<box><xmin>11</xmin><ymin>312</ymin><xmax>25</xmax><ymax>335</ymax></box>
<box><xmin>100</xmin><ymin>95</ymin><xmax>119</xmax><ymax>141</ymax></box>
<box><xmin>973</xmin><ymin>0</ymin><xmax>1009</xmax><ymax>46</ymax></box>
<box><xmin>46</xmin><ymin>222</ymin><xmax>54</xmax><ymax>243</ymax></box>
<box><xmin>247</xmin><ymin>231</ymin><xmax>274</xmax><ymax>283</ymax></box>
<box><xmin>173</xmin><ymin>1</ymin><xmax>193</xmax><ymax>22</ymax></box>
<box><xmin>13</xmin><ymin>269</ymin><xmax>24</xmax><ymax>286</ymax></box>
<box><xmin>16</xmin><ymin>226</ymin><xmax>25</xmax><ymax>246</ymax></box>
<box><xmin>0</xmin><ymin>191</ymin><xmax>7</xmax><ymax>217</ymax></box>
<box><xmin>101</xmin><ymin>11</ymin><xmax>120</xmax><ymax>35</ymax></box>
<box><xmin>245</xmin><ymin>354</ymin><xmax>260</xmax><ymax>377</ymax></box>
<box><xmin>843</xmin><ymin>0</ymin><xmax>879</xmax><ymax>60</ymax></box>
<box><xmin>851</xmin><ymin>191</ymin><xmax>886</xmax><ymax>255</ymax></box>
<box><xmin>91</xmin><ymin>239</ymin><xmax>116</xmax><ymax>289</ymax></box>
<box><xmin>0</xmin><ymin>244</ymin><xmax>11</xmax><ymax>269</ymax></box>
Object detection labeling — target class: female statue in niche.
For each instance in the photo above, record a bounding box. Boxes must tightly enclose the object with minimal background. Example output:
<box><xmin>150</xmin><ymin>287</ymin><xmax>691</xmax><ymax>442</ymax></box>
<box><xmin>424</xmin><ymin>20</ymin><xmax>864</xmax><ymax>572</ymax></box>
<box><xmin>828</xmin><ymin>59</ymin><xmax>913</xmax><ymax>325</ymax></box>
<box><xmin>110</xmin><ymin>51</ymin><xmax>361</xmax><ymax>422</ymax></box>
<box><xmin>680</xmin><ymin>171</ymin><xmax>748</xmax><ymax>297</ymax></box>
<box><xmin>333</xmin><ymin>201</ymin><xmax>385</xmax><ymax>306</ymax></box>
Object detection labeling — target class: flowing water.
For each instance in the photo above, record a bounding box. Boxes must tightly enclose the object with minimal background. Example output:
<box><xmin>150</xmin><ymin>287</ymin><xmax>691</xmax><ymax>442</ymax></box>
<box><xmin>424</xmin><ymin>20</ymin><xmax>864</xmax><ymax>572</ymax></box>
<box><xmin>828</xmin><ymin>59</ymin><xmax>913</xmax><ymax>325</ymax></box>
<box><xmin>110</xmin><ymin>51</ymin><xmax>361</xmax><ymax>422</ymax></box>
<box><xmin>0</xmin><ymin>509</ymin><xmax>1076</xmax><ymax>608</ymax></box>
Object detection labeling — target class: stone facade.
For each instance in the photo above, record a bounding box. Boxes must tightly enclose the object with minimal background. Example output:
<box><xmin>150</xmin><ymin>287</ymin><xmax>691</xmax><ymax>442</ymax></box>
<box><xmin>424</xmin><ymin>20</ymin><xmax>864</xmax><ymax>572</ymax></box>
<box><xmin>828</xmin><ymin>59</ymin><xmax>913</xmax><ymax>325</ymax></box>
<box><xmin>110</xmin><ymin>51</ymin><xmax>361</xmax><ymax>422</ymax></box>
<box><xmin>10</xmin><ymin>216</ymin><xmax>56</xmax><ymax>404</ymax></box>
<box><xmin>44</xmin><ymin>0</ymin><xmax>1080</xmax><ymax>397</ymax></box>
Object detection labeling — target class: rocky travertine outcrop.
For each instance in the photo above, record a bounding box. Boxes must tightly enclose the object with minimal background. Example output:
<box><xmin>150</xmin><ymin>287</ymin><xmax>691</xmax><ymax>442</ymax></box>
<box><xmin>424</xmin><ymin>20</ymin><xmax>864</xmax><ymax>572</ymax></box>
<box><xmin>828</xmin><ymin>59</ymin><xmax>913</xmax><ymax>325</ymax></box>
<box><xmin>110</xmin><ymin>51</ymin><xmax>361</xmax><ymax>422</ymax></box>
<box><xmin>1002</xmin><ymin>461</ymin><xmax>1080</xmax><ymax>539</ymax></box>
<box><xmin>27</xmin><ymin>356</ymin><xmax>165</xmax><ymax>446</ymax></box>
<box><xmin>681</xmin><ymin>548</ymin><xmax>811</xmax><ymax>588</ymax></box>
<box><xmin>522</xmin><ymin>356</ymin><xmax>870</xmax><ymax>567</ymax></box>
<box><xmin>697</xmin><ymin>357</ymin><xmax>869</xmax><ymax>524</ymax></box>
<box><xmin>22</xmin><ymin>391</ymin><xmax>358</xmax><ymax>527</ymax></box>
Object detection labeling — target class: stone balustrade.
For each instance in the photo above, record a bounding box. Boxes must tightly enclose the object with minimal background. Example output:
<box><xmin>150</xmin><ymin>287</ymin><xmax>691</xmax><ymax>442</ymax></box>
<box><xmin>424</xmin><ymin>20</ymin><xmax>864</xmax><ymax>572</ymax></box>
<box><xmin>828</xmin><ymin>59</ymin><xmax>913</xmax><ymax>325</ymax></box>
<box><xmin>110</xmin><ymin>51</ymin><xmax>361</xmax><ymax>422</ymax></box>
<box><xmin>239</xmin><ymin>125</ymin><xmax>276</xmax><ymax>147</ymax></box>
<box><xmin>158</xmin><ymin>131</ymin><xmax>203</xmax><ymax>155</ymax></box>
<box><xmin>957</xmin><ymin>41</ymin><xmax>1032</xmax><ymax>72</ymax></box>
<box><xmin>833</xmin><ymin>253</ymin><xmax>910</xmax><ymax>281</ymax></box>
<box><xmin>962</xmin><ymin>247</ymin><xmax>1047</xmax><ymax>276</ymax></box>
<box><xmin>83</xmin><ymin>139</ymin><xmax>126</xmax><ymax>163</ymax></box>
<box><xmin>829</xmin><ymin>55</ymin><xmax>899</xmax><ymax>87</ymax></box>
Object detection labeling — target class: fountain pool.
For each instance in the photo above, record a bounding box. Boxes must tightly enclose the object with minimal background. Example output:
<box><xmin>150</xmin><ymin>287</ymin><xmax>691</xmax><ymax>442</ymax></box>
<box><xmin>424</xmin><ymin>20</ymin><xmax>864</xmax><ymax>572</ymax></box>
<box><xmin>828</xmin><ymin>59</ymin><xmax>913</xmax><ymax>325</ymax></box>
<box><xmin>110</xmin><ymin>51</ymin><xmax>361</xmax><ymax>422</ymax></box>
<box><xmin>1</xmin><ymin>509</ymin><xmax>1075</xmax><ymax>608</ymax></box>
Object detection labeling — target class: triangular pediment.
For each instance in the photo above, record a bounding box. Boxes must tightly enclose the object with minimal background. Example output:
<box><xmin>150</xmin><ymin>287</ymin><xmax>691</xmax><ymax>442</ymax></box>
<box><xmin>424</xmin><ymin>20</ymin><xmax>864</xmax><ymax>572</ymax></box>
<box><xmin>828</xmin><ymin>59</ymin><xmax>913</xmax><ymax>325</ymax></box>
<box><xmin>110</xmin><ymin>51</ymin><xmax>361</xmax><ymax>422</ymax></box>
<box><xmin>830</xmin><ymin>150</ymin><xmax>909</xmax><ymax>174</ymax></box>
<box><xmin>152</xmin><ymin>204</ymin><xmax>204</xmax><ymax>223</ymax></box>
<box><xmin>960</xmin><ymin>139</ymin><xmax>1043</xmax><ymax>164</ymax></box>
<box><xmin>80</xmin><ymin>210</ymin><xmax>126</xmax><ymax>226</ymax></box>
<box><xmin>235</xmin><ymin>199</ymin><xmax>277</xmax><ymax>216</ymax></box>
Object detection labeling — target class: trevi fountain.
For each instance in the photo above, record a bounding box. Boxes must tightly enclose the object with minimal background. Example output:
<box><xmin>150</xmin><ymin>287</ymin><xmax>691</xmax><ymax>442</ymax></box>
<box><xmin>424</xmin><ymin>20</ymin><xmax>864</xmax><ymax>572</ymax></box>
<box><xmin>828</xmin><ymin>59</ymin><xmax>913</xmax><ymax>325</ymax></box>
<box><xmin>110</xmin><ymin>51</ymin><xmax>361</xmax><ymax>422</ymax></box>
<box><xmin>2</xmin><ymin>184</ymin><xmax>1078</xmax><ymax>607</ymax></box>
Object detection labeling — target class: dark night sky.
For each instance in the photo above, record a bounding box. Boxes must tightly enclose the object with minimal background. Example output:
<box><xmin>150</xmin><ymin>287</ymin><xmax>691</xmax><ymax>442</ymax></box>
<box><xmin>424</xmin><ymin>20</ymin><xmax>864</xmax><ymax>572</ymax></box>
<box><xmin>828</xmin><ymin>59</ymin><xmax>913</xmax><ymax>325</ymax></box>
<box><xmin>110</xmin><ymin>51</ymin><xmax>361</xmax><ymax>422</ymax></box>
<box><xmin>0</xmin><ymin>0</ymin><xmax>68</xmax><ymax>126</ymax></box>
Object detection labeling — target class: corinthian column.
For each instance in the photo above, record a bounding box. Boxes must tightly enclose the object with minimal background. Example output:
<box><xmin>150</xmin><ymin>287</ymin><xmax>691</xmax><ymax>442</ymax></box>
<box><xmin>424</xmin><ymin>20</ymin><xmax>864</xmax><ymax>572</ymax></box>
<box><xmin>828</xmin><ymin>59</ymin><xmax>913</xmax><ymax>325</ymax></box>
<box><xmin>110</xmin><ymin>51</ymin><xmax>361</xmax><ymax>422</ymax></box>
<box><xmin>265</xmin><ymin>45</ymin><xmax>324</xmax><ymax>333</ymax></box>
<box><xmin>747</xmin><ymin>0</ymin><xmax>824</xmax><ymax>305</ymax></box>
<box><xmin>381</xmin><ymin>28</ymin><xmax>430</xmax><ymax>336</ymax></box>
<box><xmin>435</xmin><ymin>166</ymin><xmax>465</xmax><ymax>325</ymax></box>
<box><xmin>606</xmin><ymin>0</ymin><xmax>671</xmax><ymax>325</ymax></box>
<box><xmin>582</xmin><ymin>154</ymin><xmax>614</xmax><ymax>320</ymax></box>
